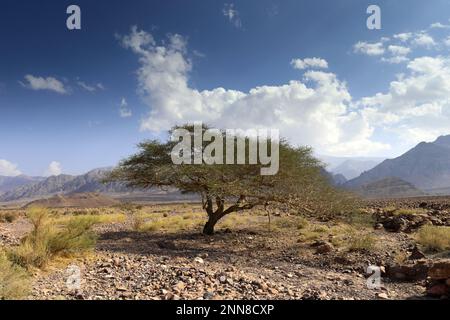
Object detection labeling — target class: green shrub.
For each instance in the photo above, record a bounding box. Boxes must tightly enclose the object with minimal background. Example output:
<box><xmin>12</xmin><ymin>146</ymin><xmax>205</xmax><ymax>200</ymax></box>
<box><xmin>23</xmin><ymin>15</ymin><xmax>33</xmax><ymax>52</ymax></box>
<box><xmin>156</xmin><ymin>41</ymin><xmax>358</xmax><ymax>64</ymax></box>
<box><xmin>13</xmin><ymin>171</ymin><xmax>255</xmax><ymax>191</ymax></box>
<box><xmin>0</xmin><ymin>250</ymin><xmax>30</xmax><ymax>300</ymax></box>
<box><xmin>8</xmin><ymin>208</ymin><xmax>97</xmax><ymax>268</ymax></box>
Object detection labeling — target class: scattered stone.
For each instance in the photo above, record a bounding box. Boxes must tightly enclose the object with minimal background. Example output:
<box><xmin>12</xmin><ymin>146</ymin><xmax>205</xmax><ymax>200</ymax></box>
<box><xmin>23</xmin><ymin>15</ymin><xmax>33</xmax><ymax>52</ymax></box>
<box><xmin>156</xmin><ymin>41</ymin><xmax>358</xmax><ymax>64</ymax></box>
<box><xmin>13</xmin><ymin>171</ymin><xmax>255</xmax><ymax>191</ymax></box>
<box><xmin>315</xmin><ymin>242</ymin><xmax>334</xmax><ymax>254</ymax></box>
<box><xmin>194</xmin><ymin>257</ymin><xmax>205</xmax><ymax>264</ymax></box>
<box><xmin>173</xmin><ymin>281</ymin><xmax>186</xmax><ymax>292</ymax></box>
<box><xmin>408</xmin><ymin>247</ymin><xmax>425</xmax><ymax>260</ymax></box>
<box><xmin>376</xmin><ymin>292</ymin><xmax>389</xmax><ymax>299</ymax></box>
<box><xmin>203</xmin><ymin>291</ymin><xmax>215</xmax><ymax>300</ymax></box>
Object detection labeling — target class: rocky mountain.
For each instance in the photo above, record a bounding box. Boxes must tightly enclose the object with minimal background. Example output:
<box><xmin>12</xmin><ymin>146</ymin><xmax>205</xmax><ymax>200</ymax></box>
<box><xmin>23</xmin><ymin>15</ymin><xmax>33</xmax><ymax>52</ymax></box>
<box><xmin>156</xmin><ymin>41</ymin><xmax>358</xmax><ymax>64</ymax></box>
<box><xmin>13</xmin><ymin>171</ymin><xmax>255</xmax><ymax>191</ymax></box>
<box><xmin>345</xmin><ymin>135</ymin><xmax>450</xmax><ymax>193</ymax></box>
<box><xmin>354</xmin><ymin>177</ymin><xmax>425</xmax><ymax>199</ymax></box>
<box><xmin>0</xmin><ymin>168</ymin><xmax>129</xmax><ymax>202</ymax></box>
<box><xmin>0</xmin><ymin>175</ymin><xmax>45</xmax><ymax>193</ymax></box>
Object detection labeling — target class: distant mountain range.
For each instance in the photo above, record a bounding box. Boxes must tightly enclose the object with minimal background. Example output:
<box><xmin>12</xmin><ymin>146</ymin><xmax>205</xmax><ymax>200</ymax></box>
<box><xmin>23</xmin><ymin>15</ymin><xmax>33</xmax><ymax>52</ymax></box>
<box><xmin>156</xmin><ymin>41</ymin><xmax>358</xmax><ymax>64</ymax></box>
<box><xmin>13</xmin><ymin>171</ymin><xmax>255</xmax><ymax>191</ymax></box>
<box><xmin>345</xmin><ymin>135</ymin><xmax>450</xmax><ymax>196</ymax></box>
<box><xmin>318</xmin><ymin>155</ymin><xmax>384</xmax><ymax>180</ymax></box>
<box><xmin>3</xmin><ymin>135</ymin><xmax>450</xmax><ymax>202</ymax></box>
<box><xmin>0</xmin><ymin>175</ymin><xmax>45</xmax><ymax>193</ymax></box>
<box><xmin>0</xmin><ymin>168</ymin><xmax>128</xmax><ymax>202</ymax></box>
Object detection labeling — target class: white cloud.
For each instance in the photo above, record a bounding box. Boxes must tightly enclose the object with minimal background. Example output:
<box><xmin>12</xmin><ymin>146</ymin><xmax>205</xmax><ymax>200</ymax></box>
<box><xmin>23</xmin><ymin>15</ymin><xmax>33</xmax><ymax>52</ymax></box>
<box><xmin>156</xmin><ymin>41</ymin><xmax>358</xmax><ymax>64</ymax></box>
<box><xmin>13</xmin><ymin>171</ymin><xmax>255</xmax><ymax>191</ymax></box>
<box><xmin>291</xmin><ymin>58</ymin><xmax>328</xmax><ymax>70</ymax></box>
<box><xmin>119</xmin><ymin>98</ymin><xmax>132</xmax><ymax>118</ymax></box>
<box><xmin>77</xmin><ymin>81</ymin><xmax>96</xmax><ymax>92</ymax></box>
<box><xmin>44</xmin><ymin>161</ymin><xmax>62</xmax><ymax>177</ymax></box>
<box><xmin>223</xmin><ymin>3</ymin><xmax>242</xmax><ymax>28</ymax></box>
<box><xmin>412</xmin><ymin>32</ymin><xmax>436</xmax><ymax>48</ymax></box>
<box><xmin>381</xmin><ymin>56</ymin><xmax>410</xmax><ymax>64</ymax></box>
<box><xmin>359</xmin><ymin>56</ymin><xmax>450</xmax><ymax>146</ymax></box>
<box><xmin>430</xmin><ymin>22</ymin><xmax>450</xmax><ymax>29</ymax></box>
<box><xmin>0</xmin><ymin>160</ymin><xmax>21</xmax><ymax>176</ymax></box>
<box><xmin>77</xmin><ymin>80</ymin><xmax>104</xmax><ymax>92</ymax></box>
<box><xmin>353</xmin><ymin>42</ymin><xmax>385</xmax><ymax>56</ymax></box>
<box><xmin>444</xmin><ymin>36</ymin><xmax>450</xmax><ymax>47</ymax></box>
<box><xmin>380</xmin><ymin>45</ymin><xmax>411</xmax><ymax>64</ymax></box>
<box><xmin>393</xmin><ymin>33</ymin><xmax>413</xmax><ymax>42</ymax></box>
<box><xmin>119</xmin><ymin>27</ymin><xmax>388</xmax><ymax>156</ymax></box>
<box><xmin>388</xmin><ymin>45</ymin><xmax>411</xmax><ymax>56</ymax></box>
<box><xmin>21</xmin><ymin>75</ymin><xmax>68</xmax><ymax>94</ymax></box>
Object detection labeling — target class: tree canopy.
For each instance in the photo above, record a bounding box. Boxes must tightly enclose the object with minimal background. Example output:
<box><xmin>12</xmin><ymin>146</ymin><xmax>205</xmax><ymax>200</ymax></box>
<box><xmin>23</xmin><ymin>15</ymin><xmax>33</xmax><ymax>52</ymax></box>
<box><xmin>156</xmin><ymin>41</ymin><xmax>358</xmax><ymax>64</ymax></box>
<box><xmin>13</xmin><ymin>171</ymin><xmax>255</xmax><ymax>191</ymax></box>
<box><xmin>106</xmin><ymin>124</ymin><xmax>353</xmax><ymax>234</ymax></box>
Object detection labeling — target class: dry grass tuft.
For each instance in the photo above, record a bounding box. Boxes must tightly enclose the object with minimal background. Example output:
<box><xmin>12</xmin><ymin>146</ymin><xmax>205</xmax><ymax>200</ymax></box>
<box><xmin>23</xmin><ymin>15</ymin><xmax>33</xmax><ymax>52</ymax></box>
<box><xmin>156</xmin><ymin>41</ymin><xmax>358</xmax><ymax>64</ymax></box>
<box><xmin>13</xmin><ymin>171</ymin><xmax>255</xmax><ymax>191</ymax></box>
<box><xmin>417</xmin><ymin>225</ymin><xmax>450</xmax><ymax>252</ymax></box>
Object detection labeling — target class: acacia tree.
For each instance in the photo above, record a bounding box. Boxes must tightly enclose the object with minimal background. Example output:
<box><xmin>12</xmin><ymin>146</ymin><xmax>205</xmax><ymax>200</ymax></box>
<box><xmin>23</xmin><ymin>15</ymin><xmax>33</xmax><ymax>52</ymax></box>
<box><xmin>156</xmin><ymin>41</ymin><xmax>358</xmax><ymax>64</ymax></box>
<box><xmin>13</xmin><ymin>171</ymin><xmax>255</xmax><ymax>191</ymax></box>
<box><xmin>106</xmin><ymin>125</ymin><xmax>352</xmax><ymax>235</ymax></box>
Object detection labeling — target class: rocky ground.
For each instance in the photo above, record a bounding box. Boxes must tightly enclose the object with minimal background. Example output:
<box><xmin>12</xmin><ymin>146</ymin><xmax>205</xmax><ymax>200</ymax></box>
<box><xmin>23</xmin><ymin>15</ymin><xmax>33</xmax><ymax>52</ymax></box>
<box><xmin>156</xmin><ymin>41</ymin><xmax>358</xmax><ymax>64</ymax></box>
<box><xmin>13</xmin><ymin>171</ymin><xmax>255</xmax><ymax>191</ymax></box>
<box><xmin>1</xmin><ymin>200</ymin><xmax>449</xmax><ymax>300</ymax></box>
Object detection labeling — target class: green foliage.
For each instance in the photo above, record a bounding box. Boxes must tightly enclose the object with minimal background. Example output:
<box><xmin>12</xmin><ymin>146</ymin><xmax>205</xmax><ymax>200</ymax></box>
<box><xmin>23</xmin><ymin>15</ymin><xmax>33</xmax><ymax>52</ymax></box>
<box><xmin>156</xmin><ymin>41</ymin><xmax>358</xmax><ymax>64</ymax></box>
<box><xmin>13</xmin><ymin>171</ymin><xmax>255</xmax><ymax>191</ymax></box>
<box><xmin>8</xmin><ymin>207</ymin><xmax>97</xmax><ymax>268</ymax></box>
<box><xmin>0</xmin><ymin>250</ymin><xmax>30</xmax><ymax>300</ymax></box>
<box><xmin>106</xmin><ymin>124</ymin><xmax>355</xmax><ymax>234</ymax></box>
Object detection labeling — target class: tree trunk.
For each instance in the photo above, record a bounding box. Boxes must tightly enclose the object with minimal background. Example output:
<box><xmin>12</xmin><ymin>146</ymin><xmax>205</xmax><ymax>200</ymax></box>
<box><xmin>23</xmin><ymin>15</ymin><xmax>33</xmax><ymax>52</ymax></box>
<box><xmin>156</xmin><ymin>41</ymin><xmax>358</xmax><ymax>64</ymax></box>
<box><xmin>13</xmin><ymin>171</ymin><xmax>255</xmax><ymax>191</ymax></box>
<box><xmin>203</xmin><ymin>214</ymin><xmax>220</xmax><ymax>235</ymax></box>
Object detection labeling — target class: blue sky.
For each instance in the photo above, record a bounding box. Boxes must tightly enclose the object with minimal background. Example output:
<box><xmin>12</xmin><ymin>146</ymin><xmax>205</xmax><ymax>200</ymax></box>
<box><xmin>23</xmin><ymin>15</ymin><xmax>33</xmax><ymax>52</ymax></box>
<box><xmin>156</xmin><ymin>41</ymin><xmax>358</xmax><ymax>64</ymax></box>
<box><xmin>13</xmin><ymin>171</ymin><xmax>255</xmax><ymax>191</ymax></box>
<box><xmin>1</xmin><ymin>0</ymin><xmax>450</xmax><ymax>176</ymax></box>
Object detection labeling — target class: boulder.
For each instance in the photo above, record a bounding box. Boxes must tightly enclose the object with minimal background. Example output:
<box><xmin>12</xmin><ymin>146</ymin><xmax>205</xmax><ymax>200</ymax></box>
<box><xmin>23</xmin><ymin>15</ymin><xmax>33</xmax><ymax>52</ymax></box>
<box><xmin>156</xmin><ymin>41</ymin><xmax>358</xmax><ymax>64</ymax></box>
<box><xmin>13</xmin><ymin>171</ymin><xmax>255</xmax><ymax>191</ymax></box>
<box><xmin>428</xmin><ymin>260</ymin><xmax>450</xmax><ymax>280</ymax></box>
<box><xmin>386</xmin><ymin>261</ymin><xmax>430</xmax><ymax>281</ymax></box>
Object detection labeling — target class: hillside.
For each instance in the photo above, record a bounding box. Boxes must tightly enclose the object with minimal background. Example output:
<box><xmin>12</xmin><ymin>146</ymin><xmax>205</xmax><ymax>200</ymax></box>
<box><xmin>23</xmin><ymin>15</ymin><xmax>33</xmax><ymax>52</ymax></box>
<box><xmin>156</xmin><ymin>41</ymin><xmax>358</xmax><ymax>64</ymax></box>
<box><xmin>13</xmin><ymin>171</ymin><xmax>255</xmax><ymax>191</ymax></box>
<box><xmin>345</xmin><ymin>135</ymin><xmax>450</xmax><ymax>193</ymax></box>
<box><xmin>0</xmin><ymin>169</ymin><xmax>128</xmax><ymax>202</ymax></box>
<box><xmin>0</xmin><ymin>175</ymin><xmax>45</xmax><ymax>193</ymax></box>
<box><xmin>355</xmin><ymin>177</ymin><xmax>425</xmax><ymax>199</ymax></box>
<box><xmin>24</xmin><ymin>192</ymin><xmax>120</xmax><ymax>208</ymax></box>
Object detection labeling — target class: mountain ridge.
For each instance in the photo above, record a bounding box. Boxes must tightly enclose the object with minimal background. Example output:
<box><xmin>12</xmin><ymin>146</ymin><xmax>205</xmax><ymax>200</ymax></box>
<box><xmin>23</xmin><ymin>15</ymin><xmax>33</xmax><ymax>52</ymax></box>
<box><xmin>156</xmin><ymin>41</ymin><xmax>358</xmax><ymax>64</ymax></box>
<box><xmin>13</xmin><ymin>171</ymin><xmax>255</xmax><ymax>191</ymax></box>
<box><xmin>345</xmin><ymin>135</ymin><xmax>450</xmax><ymax>193</ymax></box>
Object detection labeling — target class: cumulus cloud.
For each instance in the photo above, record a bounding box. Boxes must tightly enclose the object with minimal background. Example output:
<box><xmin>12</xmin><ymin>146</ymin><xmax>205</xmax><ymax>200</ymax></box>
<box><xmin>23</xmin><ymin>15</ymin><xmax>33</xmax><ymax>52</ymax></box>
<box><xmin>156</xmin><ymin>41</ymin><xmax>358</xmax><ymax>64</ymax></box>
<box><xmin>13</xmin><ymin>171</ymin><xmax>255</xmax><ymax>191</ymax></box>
<box><xmin>291</xmin><ymin>58</ymin><xmax>328</xmax><ymax>70</ymax></box>
<box><xmin>444</xmin><ymin>36</ymin><xmax>450</xmax><ymax>47</ymax></box>
<box><xmin>353</xmin><ymin>42</ymin><xmax>385</xmax><ymax>56</ymax></box>
<box><xmin>381</xmin><ymin>56</ymin><xmax>410</xmax><ymax>64</ymax></box>
<box><xmin>119</xmin><ymin>27</ymin><xmax>388</xmax><ymax>156</ymax></box>
<box><xmin>21</xmin><ymin>75</ymin><xmax>68</xmax><ymax>94</ymax></box>
<box><xmin>430</xmin><ymin>22</ymin><xmax>450</xmax><ymax>29</ymax></box>
<box><xmin>0</xmin><ymin>160</ymin><xmax>21</xmax><ymax>176</ymax></box>
<box><xmin>223</xmin><ymin>3</ymin><xmax>242</xmax><ymax>28</ymax></box>
<box><xmin>388</xmin><ymin>45</ymin><xmax>411</xmax><ymax>56</ymax></box>
<box><xmin>119</xmin><ymin>98</ymin><xmax>132</xmax><ymax>118</ymax></box>
<box><xmin>412</xmin><ymin>32</ymin><xmax>436</xmax><ymax>48</ymax></box>
<box><xmin>358</xmin><ymin>56</ymin><xmax>450</xmax><ymax>145</ymax></box>
<box><xmin>380</xmin><ymin>45</ymin><xmax>412</xmax><ymax>64</ymax></box>
<box><xmin>44</xmin><ymin>161</ymin><xmax>62</xmax><ymax>177</ymax></box>
<box><xmin>393</xmin><ymin>33</ymin><xmax>413</xmax><ymax>42</ymax></box>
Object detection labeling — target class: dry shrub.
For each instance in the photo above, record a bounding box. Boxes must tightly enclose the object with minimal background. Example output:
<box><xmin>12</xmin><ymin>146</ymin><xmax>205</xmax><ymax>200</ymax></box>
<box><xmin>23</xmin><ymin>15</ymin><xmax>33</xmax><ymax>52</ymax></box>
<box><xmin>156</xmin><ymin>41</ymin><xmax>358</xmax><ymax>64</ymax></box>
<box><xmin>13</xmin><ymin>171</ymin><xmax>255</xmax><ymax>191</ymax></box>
<box><xmin>0</xmin><ymin>211</ymin><xmax>18</xmax><ymax>223</ymax></box>
<box><xmin>417</xmin><ymin>225</ymin><xmax>450</xmax><ymax>252</ymax></box>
